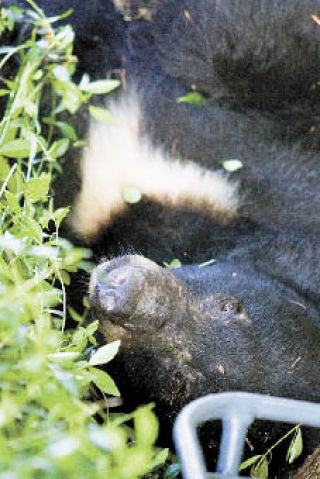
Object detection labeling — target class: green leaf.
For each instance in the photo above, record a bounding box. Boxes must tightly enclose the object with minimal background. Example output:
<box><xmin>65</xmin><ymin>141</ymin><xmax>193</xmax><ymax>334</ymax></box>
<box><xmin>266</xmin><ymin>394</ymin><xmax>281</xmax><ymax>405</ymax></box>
<box><xmin>0</xmin><ymin>139</ymin><xmax>39</xmax><ymax>158</ymax></box>
<box><xmin>81</xmin><ymin>79</ymin><xmax>120</xmax><ymax>94</ymax></box>
<box><xmin>26</xmin><ymin>174</ymin><xmax>51</xmax><ymax>202</ymax></box>
<box><xmin>134</xmin><ymin>406</ymin><xmax>159</xmax><ymax>446</ymax></box>
<box><xmin>68</xmin><ymin>306</ymin><xmax>84</xmax><ymax>323</ymax></box>
<box><xmin>163</xmin><ymin>258</ymin><xmax>182</xmax><ymax>269</ymax></box>
<box><xmin>52</xmin><ymin>65</ymin><xmax>70</xmax><ymax>82</ymax></box>
<box><xmin>239</xmin><ymin>454</ymin><xmax>262</xmax><ymax>471</ymax></box>
<box><xmin>48</xmin><ymin>352</ymin><xmax>80</xmax><ymax>362</ymax></box>
<box><xmin>287</xmin><ymin>427</ymin><xmax>303</xmax><ymax>464</ymax></box>
<box><xmin>122</xmin><ymin>186</ymin><xmax>142</xmax><ymax>204</ymax></box>
<box><xmin>222</xmin><ymin>159</ymin><xmax>243</xmax><ymax>172</ymax></box>
<box><xmin>152</xmin><ymin>448</ymin><xmax>169</xmax><ymax>469</ymax></box>
<box><xmin>83</xmin><ymin>296</ymin><xmax>90</xmax><ymax>309</ymax></box>
<box><xmin>20</xmin><ymin>216</ymin><xmax>43</xmax><ymax>243</ymax></box>
<box><xmin>89</xmin><ymin>105</ymin><xmax>115</xmax><ymax>124</ymax></box>
<box><xmin>86</xmin><ymin>320</ymin><xmax>99</xmax><ymax>336</ymax></box>
<box><xmin>5</xmin><ymin>191</ymin><xmax>20</xmax><ymax>212</ymax></box>
<box><xmin>164</xmin><ymin>463</ymin><xmax>182</xmax><ymax>479</ymax></box>
<box><xmin>53</xmin><ymin>207</ymin><xmax>70</xmax><ymax>228</ymax></box>
<box><xmin>51</xmin><ymin>138</ymin><xmax>70</xmax><ymax>158</ymax></box>
<box><xmin>89</xmin><ymin>367</ymin><xmax>120</xmax><ymax>396</ymax></box>
<box><xmin>56</xmin><ymin>81</ymin><xmax>84</xmax><ymax>114</ymax></box>
<box><xmin>177</xmin><ymin>91</ymin><xmax>205</xmax><ymax>106</ymax></box>
<box><xmin>43</xmin><ymin>119</ymin><xmax>78</xmax><ymax>141</ymax></box>
<box><xmin>251</xmin><ymin>456</ymin><xmax>269</xmax><ymax>479</ymax></box>
<box><xmin>199</xmin><ymin>259</ymin><xmax>216</xmax><ymax>268</ymax></box>
<box><xmin>89</xmin><ymin>340</ymin><xmax>121</xmax><ymax>366</ymax></box>
<box><xmin>60</xmin><ymin>269</ymin><xmax>71</xmax><ymax>286</ymax></box>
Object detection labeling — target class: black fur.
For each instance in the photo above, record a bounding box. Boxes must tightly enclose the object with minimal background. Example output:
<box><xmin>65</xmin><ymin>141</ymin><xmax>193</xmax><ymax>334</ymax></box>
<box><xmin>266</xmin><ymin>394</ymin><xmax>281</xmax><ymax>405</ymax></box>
<box><xmin>88</xmin><ymin>1</ymin><xmax>320</xmax><ymax>473</ymax></box>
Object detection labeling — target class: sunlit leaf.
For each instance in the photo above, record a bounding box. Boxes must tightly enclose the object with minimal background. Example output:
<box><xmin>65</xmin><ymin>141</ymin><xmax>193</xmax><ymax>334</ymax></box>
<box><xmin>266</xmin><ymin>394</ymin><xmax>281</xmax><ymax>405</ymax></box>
<box><xmin>48</xmin><ymin>352</ymin><xmax>80</xmax><ymax>361</ymax></box>
<box><xmin>26</xmin><ymin>174</ymin><xmax>51</xmax><ymax>202</ymax></box>
<box><xmin>287</xmin><ymin>428</ymin><xmax>303</xmax><ymax>464</ymax></box>
<box><xmin>89</xmin><ymin>105</ymin><xmax>115</xmax><ymax>124</ymax></box>
<box><xmin>251</xmin><ymin>457</ymin><xmax>269</xmax><ymax>479</ymax></box>
<box><xmin>122</xmin><ymin>185</ymin><xmax>142</xmax><ymax>204</ymax></box>
<box><xmin>0</xmin><ymin>139</ymin><xmax>39</xmax><ymax>158</ymax></box>
<box><xmin>239</xmin><ymin>454</ymin><xmax>262</xmax><ymax>471</ymax></box>
<box><xmin>177</xmin><ymin>91</ymin><xmax>205</xmax><ymax>106</ymax></box>
<box><xmin>199</xmin><ymin>259</ymin><xmax>216</xmax><ymax>268</ymax></box>
<box><xmin>89</xmin><ymin>367</ymin><xmax>120</xmax><ymax>396</ymax></box>
<box><xmin>89</xmin><ymin>340</ymin><xmax>121</xmax><ymax>366</ymax></box>
<box><xmin>81</xmin><ymin>79</ymin><xmax>120</xmax><ymax>94</ymax></box>
<box><xmin>163</xmin><ymin>258</ymin><xmax>182</xmax><ymax>268</ymax></box>
<box><xmin>222</xmin><ymin>159</ymin><xmax>243</xmax><ymax>172</ymax></box>
<box><xmin>164</xmin><ymin>462</ymin><xmax>182</xmax><ymax>479</ymax></box>
<box><xmin>134</xmin><ymin>405</ymin><xmax>159</xmax><ymax>446</ymax></box>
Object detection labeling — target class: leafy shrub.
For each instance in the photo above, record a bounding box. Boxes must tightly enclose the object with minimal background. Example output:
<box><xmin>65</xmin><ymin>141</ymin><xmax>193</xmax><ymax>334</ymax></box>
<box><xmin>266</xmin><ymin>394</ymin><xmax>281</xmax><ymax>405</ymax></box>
<box><xmin>0</xmin><ymin>3</ymin><xmax>167</xmax><ymax>478</ymax></box>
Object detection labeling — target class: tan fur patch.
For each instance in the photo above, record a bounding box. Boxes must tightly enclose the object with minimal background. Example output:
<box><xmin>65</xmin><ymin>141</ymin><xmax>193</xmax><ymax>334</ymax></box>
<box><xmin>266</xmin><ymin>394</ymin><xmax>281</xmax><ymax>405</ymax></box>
<box><xmin>71</xmin><ymin>92</ymin><xmax>239</xmax><ymax>239</ymax></box>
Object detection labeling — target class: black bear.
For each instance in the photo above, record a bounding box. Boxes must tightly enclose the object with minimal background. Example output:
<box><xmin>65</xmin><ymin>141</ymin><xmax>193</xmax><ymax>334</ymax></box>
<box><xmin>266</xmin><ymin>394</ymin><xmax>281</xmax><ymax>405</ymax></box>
<box><xmin>69</xmin><ymin>1</ymin><xmax>320</xmax><ymax>473</ymax></box>
<box><xmin>4</xmin><ymin>0</ymin><xmax>320</xmax><ymax>475</ymax></box>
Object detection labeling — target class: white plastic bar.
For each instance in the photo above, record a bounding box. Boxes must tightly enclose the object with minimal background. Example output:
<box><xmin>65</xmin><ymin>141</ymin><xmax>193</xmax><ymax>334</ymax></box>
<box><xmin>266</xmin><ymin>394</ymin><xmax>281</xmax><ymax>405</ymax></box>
<box><xmin>173</xmin><ymin>392</ymin><xmax>320</xmax><ymax>479</ymax></box>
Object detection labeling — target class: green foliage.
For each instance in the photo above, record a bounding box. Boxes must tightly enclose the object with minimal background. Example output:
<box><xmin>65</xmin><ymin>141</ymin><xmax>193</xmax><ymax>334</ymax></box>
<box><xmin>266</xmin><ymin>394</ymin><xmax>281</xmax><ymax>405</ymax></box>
<box><xmin>177</xmin><ymin>91</ymin><xmax>206</xmax><ymax>106</ymax></box>
<box><xmin>0</xmin><ymin>3</ymin><xmax>167</xmax><ymax>478</ymax></box>
<box><xmin>163</xmin><ymin>259</ymin><xmax>182</xmax><ymax>269</ymax></box>
<box><xmin>240</xmin><ymin>425</ymin><xmax>303</xmax><ymax>478</ymax></box>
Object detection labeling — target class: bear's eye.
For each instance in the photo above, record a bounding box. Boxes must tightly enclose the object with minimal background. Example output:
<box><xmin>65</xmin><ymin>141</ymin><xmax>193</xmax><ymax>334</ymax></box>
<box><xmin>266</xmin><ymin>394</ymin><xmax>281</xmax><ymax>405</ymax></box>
<box><xmin>220</xmin><ymin>299</ymin><xmax>243</xmax><ymax>314</ymax></box>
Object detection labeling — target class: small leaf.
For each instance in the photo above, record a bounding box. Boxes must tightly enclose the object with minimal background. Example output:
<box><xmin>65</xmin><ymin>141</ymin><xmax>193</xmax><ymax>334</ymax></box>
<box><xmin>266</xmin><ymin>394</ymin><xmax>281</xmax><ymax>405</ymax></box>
<box><xmin>239</xmin><ymin>454</ymin><xmax>262</xmax><ymax>471</ymax></box>
<box><xmin>81</xmin><ymin>79</ymin><xmax>120</xmax><ymax>94</ymax></box>
<box><xmin>152</xmin><ymin>448</ymin><xmax>169</xmax><ymax>469</ymax></box>
<box><xmin>88</xmin><ymin>427</ymin><xmax>111</xmax><ymax>451</ymax></box>
<box><xmin>122</xmin><ymin>186</ymin><xmax>142</xmax><ymax>204</ymax></box>
<box><xmin>83</xmin><ymin>296</ymin><xmax>90</xmax><ymax>309</ymax></box>
<box><xmin>177</xmin><ymin>91</ymin><xmax>205</xmax><ymax>106</ymax></box>
<box><xmin>5</xmin><ymin>191</ymin><xmax>20</xmax><ymax>212</ymax></box>
<box><xmin>27</xmin><ymin>174</ymin><xmax>51</xmax><ymax>202</ymax></box>
<box><xmin>20</xmin><ymin>216</ymin><xmax>43</xmax><ymax>243</ymax></box>
<box><xmin>68</xmin><ymin>306</ymin><xmax>84</xmax><ymax>323</ymax></box>
<box><xmin>56</xmin><ymin>81</ymin><xmax>83</xmax><ymax>114</ymax></box>
<box><xmin>53</xmin><ymin>207</ymin><xmax>70</xmax><ymax>228</ymax></box>
<box><xmin>51</xmin><ymin>138</ymin><xmax>70</xmax><ymax>158</ymax></box>
<box><xmin>89</xmin><ymin>105</ymin><xmax>115</xmax><ymax>124</ymax></box>
<box><xmin>134</xmin><ymin>406</ymin><xmax>159</xmax><ymax>446</ymax></box>
<box><xmin>47</xmin><ymin>437</ymin><xmax>78</xmax><ymax>457</ymax></box>
<box><xmin>52</xmin><ymin>65</ymin><xmax>70</xmax><ymax>82</ymax></box>
<box><xmin>251</xmin><ymin>456</ymin><xmax>269</xmax><ymax>479</ymax></box>
<box><xmin>43</xmin><ymin>119</ymin><xmax>78</xmax><ymax>141</ymax></box>
<box><xmin>60</xmin><ymin>270</ymin><xmax>71</xmax><ymax>286</ymax></box>
<box><xmin>89</xmin><ymin>340</ymin><xmax>121</xmax><ymax>366</ymax></box>
<box><xmin>222</xmin><ymin>159</ymin><xmax>243</xmax><ymax>172</ymax></box>
<box><xmin>55</xmin><ymin>122</ymin><xmax>78</xmax><ymax>141</ymax></box>
<box><xmin>199</xmin><ymin>259</ymin><xmax>216</xmax><ymax>268</ymax></box>
<box><xmin>0</xmin><ymin>139</ymin><xmax>38</xmax><ymax>158</ymax></box>
<box><xmin>287</xmin><ymin>427</ymin><xmax>303</xmax><ymax>464</ymax></box>
<box><xmin>163</xmin><ymin>259</ymin><xmax>182</xmax><ymax>269</ymax></box>
<box><xmin>86</xmin><ymin>320</ymin><xmax>99</xmax><ymax>336</ymax></box>
<box><xmin>164</xmin><ymin>462</ymin><xmax>182</xmax><ymax>479</ymax></box>
<box><xmin>48</xmin><ymin>352</ymin><xmax>80</xmax><ymax>362</ymax></box>
<box><xmin>89</xmin><ymin>367</ymin><xmax>120</xmax><ymax>396</ymax></box>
